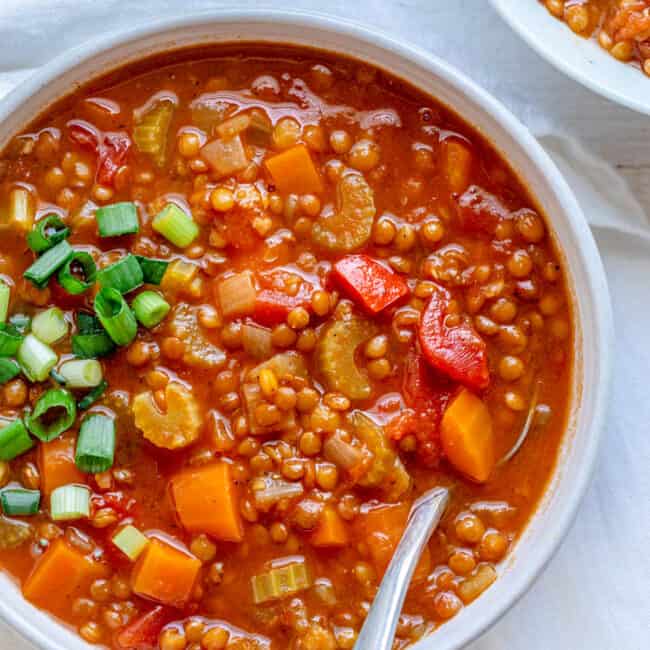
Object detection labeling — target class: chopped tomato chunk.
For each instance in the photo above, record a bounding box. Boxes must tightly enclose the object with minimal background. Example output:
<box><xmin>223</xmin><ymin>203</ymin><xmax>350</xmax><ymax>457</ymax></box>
<box><xmin>333</xmin><ymin>254</ymin><xmax>408</xmax><ymax>314</ymax></box>
<box><xmin>115</xmin><ymin>606</ymin><xmax>173</xmax><ymax>649</ymax></box>
<box><xmin>457</xmin><ymin>185</ymin><xmax>509</xmax><ymax>235</ymax></box>
<box><xmin>68</xmin><ymin>119</ymin><xmax>131</xmax><ymax>186</ymax></box>
<box><xmin>418</xmin><ymin>287</ymin><xmax>489</xmax><ymax>391</ymax></box>
<box><xmin>254</xmin><ymin>269</ymin><xmax>317</xmax><ymax>326</ymax></box>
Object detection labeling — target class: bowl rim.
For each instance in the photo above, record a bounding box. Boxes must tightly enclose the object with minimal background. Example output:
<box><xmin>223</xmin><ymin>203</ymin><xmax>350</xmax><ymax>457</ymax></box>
<box><xmin>0</xmin><ymin>9</ymin><xmax>613</xmax><ymax>650</ymax></box>
<box><xmin>489</xmin><ymin>0</ymin><xmax>650</xmax><ymax>116</ymax></box>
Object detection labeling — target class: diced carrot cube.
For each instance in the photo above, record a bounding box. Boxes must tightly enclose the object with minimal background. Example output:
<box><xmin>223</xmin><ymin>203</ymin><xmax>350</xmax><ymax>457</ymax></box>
<box><xmin>170</xmin><ymin>461</ymin><xmax>243</xmax><ymax>542</ymax></box>
<box><xmin>440</xmin><ymin>388</ymin><xmax>494</xmax><ymax>483</ymax></box>
<box><xmin>38</xmin><ymin>434</ymin><xmax>85</xmax><ymax>496</ymax></box>
<box><xmin>23</xmin><ymin>539</ymin><xmax>106</xmax><ymax>611</ymax></box>
<box><xmin>357</xmin><ymin>503</ymin><xmax>431</xmax><ymax>583</ymax></box>
<box><xmin>311</xmin><ymin>506</ymin><xmax>349</xmax><ymax>547</ymax></box>
<box><xmin>131</xmin><ymin>538</ymin><xmax>201</xmax><ymax>607</ymax></box>
<box><xmin>264</xmin><ymin>144</ymin><xmax>323</xmax><ymax>195</ymax></box>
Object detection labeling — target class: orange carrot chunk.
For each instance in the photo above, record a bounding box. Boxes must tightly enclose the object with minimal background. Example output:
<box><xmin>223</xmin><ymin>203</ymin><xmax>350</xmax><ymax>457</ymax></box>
<box><xmin>440</xmin><ymin>387</ymin><xmax>494</xmax><ymax>483</ymax></box>
<box><xmin>264</xmin><ymin>144</ymin><xmax>323</xmax><ymax>195</ymax></box>
<box><xmin>23</xmin><ymin>538</ymin><xmax>106</xmax><ymax>611</ymax></box>
<box><xmin>311</xmin><ymin>506</ymin><xmax>349</xmax><ymax>548</ymax></box>
<box><xmin>357</xmin><ymin>503</ymin><xmax>431</xmax><ymax>583</ymax></box>
<box><xmin>131</xmin><ymin>538</ymin><xmax>201</xmax><ymax>607</ymax></box>
<box><xmin>170</xmin><ymin>461</ymin><xmax>243</xmax><ymax>542</ymax></box>
<box><xmin>38</xmin><ymin>434</ymin><xmax>85</xmax><ymax>496</ymax></box>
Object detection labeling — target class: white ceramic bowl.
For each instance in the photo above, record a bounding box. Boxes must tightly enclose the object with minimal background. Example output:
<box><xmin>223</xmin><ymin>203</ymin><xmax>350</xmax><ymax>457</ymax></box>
<box><xmin>0</xmin><ymin>10</ymin><xmax>613</xmax><ymax>650</ymax></box>
<box><xmin>490</xmin><ymin>0</ymin><xmax>650</xmax><ymax>115</ymax></box>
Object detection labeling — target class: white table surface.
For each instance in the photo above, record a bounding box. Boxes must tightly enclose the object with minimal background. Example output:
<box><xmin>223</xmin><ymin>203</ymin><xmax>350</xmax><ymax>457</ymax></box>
<box><xmin>0</xmin><ymin>1</ymin><xmax>649</xmax><ymax>649</ymax></box>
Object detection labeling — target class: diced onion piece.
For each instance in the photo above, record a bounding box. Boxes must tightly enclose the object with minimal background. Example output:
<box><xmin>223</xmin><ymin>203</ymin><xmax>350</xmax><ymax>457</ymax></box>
<box><xmin>17</xmin><ymin>334</ymin><xmax>57</xmax><ymax>382</ymax></box>
<box><xmin>217</xmin><ymin>271</ymin><xmax>256</xmax><ymax>318</ymax></box>
<box><xmin>251</xmin><ymin>558</ymin><xmax>311</xmax><ymax>604</ymax></box>
<box><xmin>248</xmin><ymin>351</ymin><xmax>308</xmax><ymax>383</ymax></box>
<box><xmin>112</xmin><ymin>525</ymin><xmax>149</xmax><ymax>561</ymax></box>
<box><xmin>242</xmin><ymin>323</ymin><xmax>273</xmax><ymax>360</ymax></box>
<box><xmin>200</xmin><ymin>134</ymin><xmax>249</xmax><ymax>178</ymax></box>
<box><xmin>31</xmin><ymin>307</ymin><xmax>69</xmax><ymax>345</ymax></box>
<box><xmin>152</xmin><ymin>203</ymin><xmax>199</xmax><ymax>249</ymax></box>
<box><xmin>8</xmin><ymin>187</ymin><xmax>35</xmax><ymax>232</ymax></box>
<box><xmin>0</xmin><ymin>515</ymin><xmax>33</xmax><ymax>549</ymax></box>
<box><xmin>59</xmin><ymin>359</ymin><xmax>103</xmax><ymax>388</ymax></box>
<box><xmin>50</xmin><ymin>484</ymin><xmax>91</xmax><ymax>521</ymax></box>
<box><xmin>251</xmin><ymin>476</ymin><xmax>304</xmax><ymax>511</ymax></box>
<box><xmin>323</xmin><ymin>432</ymin><xmax>369</xmax><ymax>478</ymax></box>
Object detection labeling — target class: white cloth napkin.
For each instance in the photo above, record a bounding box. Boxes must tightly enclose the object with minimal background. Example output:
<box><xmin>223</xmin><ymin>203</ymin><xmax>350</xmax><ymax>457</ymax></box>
<box><xmin>0</xmin><ymin>2</ymin><xmax>649</xmax><ymax>649</ymax></box>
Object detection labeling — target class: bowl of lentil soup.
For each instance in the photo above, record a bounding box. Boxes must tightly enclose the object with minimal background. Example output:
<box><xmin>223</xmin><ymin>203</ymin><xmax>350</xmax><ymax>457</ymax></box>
<box><xmin>0</xmin><ymin>11</ymin><xmax>612</xmax><ymax>650</ymax></box>
<box><xmin>491</xmin><ymin>0</ymin><xmax>650</xmax><ymax>114</ymax></box>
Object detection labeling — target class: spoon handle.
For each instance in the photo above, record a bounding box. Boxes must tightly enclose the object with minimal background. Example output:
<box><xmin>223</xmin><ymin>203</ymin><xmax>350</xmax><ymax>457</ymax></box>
<box><xmin>354</xmin><ymin>487</ymin><xmax>450</xmax><ymax>650</ymax></box>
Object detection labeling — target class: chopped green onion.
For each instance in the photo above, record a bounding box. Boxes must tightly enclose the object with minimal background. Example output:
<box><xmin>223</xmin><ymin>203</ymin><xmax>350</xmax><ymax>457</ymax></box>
<box><xmin>50</xmin><ymin>368</ymin><xmax>67</xmax><ymax>385</ymax></box>
<box><xmin>17</xmin><ymin>334</ymin><xmax>57</xmax><ymax>381</ymax></box>
<box><xmin>58</xmin><ymin>359</ymin><xmax>103</xmax><ymax>388</ymax></box>
<box><xmin>50</xmin><ymin>484</ymin><xmax>90</xmax><ymax>521</ymax></box>
<box><xmin>0</xmin><ymin>325</ymin><xmax>23</xmax><ymax>357</ymax></box>
<box><xmin>27</xmin><ymin>214</ymin><xmax>70</xmax><ymax>253</ymax></box>
<box><xmin>132</xmin><ymin>291</ymin><xmax>170</xmax><ymax>328</ymax></box>
<box><xmin>94</xmin><ymin>288</ymin><xmax>137</xmax><ymax>346</ymax></box>
<box><xmin>31</xmin><ymin>307</ymin><xmax>68</xmax><ymax>345</ymax></box>
<box><xmin>9</xmin><ymin>314</ymin><xmax>30</xmax><ymax>335</ymax></box>
<box><xmin>0</xmin><ymin>359</ymin><xmax>20</xmax><ymax>384</ymax></box>
<box><xmin>0</xmin><ymin>419</ymin><xmax>34</xmax><ymax>461</ymax></box>
<box><xmin>77</xmin><ymin>313</ymin><xmax>103</xmax><ymax>335</ymax></box>
<box><xmin>0</xmin><ymin>282</ymin><xmax>10</xmax><ymax>323</ymax></box>
<box><xmin>72</xmin><ymin>333</ymin><xmax>115</xmax><ymax>359</ymax></box>
<box><xmin>26</xmin><ymin>388</ymin><xmax>76</xmax><ymax>442</ymax></box>
<box><xmin>23</xmin><ymin>240</ymin><xmax>74</xmax><ymax>288</ymax></box>
<box><xmin>75</xmin><ymin>414</ymin><xmax>115</xmax><ymax>473</ymax></box>
<box><xmin>0</xmin><ymin>489</ymin><xmax>40</xmax><ymax>516</ymax></box>
<box><xmin>77</xmin><ymin>380</ymin><xmax>108</xmax><ymax>411</ymax></box>
<box><xmin>112</xmin><ymin>525</ymin><xmax>149</xmax><ymax>560</ymax></box>
<box><xmin>135</xmin><ymin>255</ymin><xmax>169</xmax><ymax>285</ymax></box>
<box><xmin>57</xmin><ymin>251</ymin><xmax>97</xmax><ymax>295</ymax></box>
<box><xmin>96</xmin><ymin>202</ymin><xmax>139</xmax><ymax>238</ymax></box>
<box><xmin>152</xmin><ymin>203</ymin><xmax>199</xmax><ymax>248</ymax></box>
<box><xmin>97</xmin><ymin>254</ymin><xmax>143</xmax><ymax>294</ymax></box>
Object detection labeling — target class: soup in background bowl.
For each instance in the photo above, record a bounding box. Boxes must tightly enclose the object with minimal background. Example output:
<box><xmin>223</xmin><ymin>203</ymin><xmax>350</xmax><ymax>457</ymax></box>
<box><xmin>0</xmin><ymin>12</ymin><xmax>612</xmax><ymax>650</ymax></box>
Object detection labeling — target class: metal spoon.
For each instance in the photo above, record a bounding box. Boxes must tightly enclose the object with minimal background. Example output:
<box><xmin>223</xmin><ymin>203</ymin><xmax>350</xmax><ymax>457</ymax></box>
<box><xmin>354</xmin><ymin>486</ymin><xmax>450</xmax><ymax>650</ymax></box>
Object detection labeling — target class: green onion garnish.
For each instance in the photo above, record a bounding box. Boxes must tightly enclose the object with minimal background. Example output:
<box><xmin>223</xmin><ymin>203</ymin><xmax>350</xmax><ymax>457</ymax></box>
<box><xmin>17</xmin><ymin>334</ymin><xmax>57</xmax><ymax>381</ymax></box>
<box><xmin>0</xmin><ymin>489</ymin><xmax>40</xmax><ymax>516</ymax></box>
<box><xmin>50</xmin><ymin>368</ymin><xmax>67</xmax><ymax>385</ymax></box>
<box><xmin>75</xmin><ymin>414</ymin><xmax>115</xmax><ymax>473</ymax></box>
<box><xmin>31</xmin><ymin>307</ymin><xmax>69</xmax><ymax>345</ymax></box>
<box><xmin>132</xmin><ymin>291</ymin><xmax>170</xmax><ymax>328</ymax></box>
<box><xmin>94</xmin><ymin>287</ymin><xmax>137</xmax><ymax>346</ymax></box>
<box><xmin>0</xmin><ymin>325</ymin><xmax>24</xmax><ymax>357</ymax></box>
<box><xmin>0</xmin><ymin>282</ymin><xmax>10</xmax><ymax>323</ymax></box>
<box><xmin>0</xmin><ymin>419</ymin><xmax>34</xmax><ymax>461</ymax></box>
<box><xmin>96</xmin><ymin>202</ymin><xmax>140</xmax><ymax>238</ymax></box>
<box><xmin>0</xmin><ymin>359</ymin><xmax>21</xmax><ymax>385</ymax></box>
<box><xmin>72</xmin><ymin>333</ymin><xmax>115</xmax><ymax>359</ymax></box>
<box><xmin>27</xmin><ymin>214</ymin><xmax>70</xmax><ymax>253</ymax></box>
<box><xmin>152</xmin><ymin>203</ymin><xmax>199</xmax><ymax>248</ymax></box>
<box><xmin>23</xmin><ymin>240</ymin><xmax>74</xmax><ymax>288</ymax></box>
<box><xmin>9</xmin><ymin>314</ymin><xmax>30</xmax><ymax>335</ymax></box>
<box><xmin>57</xmin><ymin>251</ymin><xmax>97</xmax><ymax>295</ymax></box>
<box><xmin>77</xmin><ymin>380</ymin><xmax>108</xmax><ymax>411</ymax></box>
<box><xmin>135</xmin><ymin>256</ymin><xmax>169</xmax><ymax>285</ymax></box>
<box><xmin>58</xmin><ymin>359</ymin><xmax>103</xmax><ymax>388</ymax></box>
<box><xmin>112</xmin><ymin>525</ymin><xmax>149</xmax><ymax>560</ymax></box>
<box><xmin>26</xmin><ymin>388</ymin><xmax>76</xmax><ymax>442</ymax></box>
<box><xmin>50</xmin><ymin>484</ymin><xmax>90</xmax><ymax>521</ymax></box>
<box><xmin>77</xmin><ymin>312</ymin><xmax>102</xmax><ymax>335</ymax></box>
<box><xmin>97</xmin><ymin>254</ymin><xmax>143</xmax><ymax>294</ymax></box>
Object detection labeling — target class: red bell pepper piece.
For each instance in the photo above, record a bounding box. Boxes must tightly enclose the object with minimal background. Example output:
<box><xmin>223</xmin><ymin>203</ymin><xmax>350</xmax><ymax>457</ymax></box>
<box><xmin>115</xmin><ymin>606</ymin><xmax>172</xmax><ymax>649</ymax></box>
<box><xmin>68</xmin><ymin>120</ymin><xmax>131</xmax><ymax>187</ymax></box>
<box><xmin>333</xmin><ymin>254</ymin><xmax>409</xmax><ymax>314</ymax></box>
<box><xmin>418</xmin><ymin>287</ymin><xmax>489</xmax><ymax>391</ymax></box>
<box><xmin>457</xmin><ymin>185</ymin><xmax>509</xmax><ymax>235</ymax></box>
